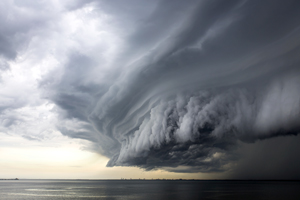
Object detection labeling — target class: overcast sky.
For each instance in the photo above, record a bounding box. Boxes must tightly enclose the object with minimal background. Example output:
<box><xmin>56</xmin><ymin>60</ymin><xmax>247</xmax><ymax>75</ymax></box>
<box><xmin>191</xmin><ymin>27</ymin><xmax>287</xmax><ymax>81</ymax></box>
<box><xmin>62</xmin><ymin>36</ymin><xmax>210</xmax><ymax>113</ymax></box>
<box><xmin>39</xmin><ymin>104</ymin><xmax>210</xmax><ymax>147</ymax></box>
<box><xmin>0</xmin><ymin>0</ymin><xmax>300</xmax><ymax>179</ymax></box>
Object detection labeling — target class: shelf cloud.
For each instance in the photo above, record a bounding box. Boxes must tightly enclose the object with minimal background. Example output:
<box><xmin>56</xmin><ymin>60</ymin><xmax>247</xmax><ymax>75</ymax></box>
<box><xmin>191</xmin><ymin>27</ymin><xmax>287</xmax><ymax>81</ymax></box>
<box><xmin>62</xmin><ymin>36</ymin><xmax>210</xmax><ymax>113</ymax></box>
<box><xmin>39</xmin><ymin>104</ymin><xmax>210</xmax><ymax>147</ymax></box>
<box><xmin>1</xmin><ymin>0</ymin><xmax>300</xmax><ymax>175</ymax></box>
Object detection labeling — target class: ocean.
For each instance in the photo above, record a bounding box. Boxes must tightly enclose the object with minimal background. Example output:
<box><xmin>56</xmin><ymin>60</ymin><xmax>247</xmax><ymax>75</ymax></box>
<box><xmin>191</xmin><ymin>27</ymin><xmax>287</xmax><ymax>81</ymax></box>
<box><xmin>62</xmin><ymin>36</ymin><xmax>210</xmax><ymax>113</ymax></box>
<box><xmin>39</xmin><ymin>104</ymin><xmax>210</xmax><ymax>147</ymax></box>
<box><xmin>0</xmin><ymin>180</ymin><xmax>299</xmax><ymax>199</ymax></box>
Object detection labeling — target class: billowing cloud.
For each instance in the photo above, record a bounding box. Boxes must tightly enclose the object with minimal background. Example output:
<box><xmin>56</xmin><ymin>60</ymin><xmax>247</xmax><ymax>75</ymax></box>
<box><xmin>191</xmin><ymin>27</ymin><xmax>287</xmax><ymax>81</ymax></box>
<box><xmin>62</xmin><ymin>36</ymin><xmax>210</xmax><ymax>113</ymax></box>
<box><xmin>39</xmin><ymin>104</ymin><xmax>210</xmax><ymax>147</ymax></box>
<box><xmin>1</xmin><ymin>0</ymin><xmax>300</xmax><ymax>176</ymax></box>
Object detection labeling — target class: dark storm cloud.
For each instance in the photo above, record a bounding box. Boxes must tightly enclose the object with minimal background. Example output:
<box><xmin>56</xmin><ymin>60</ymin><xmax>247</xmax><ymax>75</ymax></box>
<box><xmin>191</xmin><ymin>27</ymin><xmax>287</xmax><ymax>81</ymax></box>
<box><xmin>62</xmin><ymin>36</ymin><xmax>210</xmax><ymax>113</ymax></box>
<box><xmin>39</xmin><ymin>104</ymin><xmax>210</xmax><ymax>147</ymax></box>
<box><xmin>44</xmin><ymin>0</ymin><xmax>300</xmax><ymax>174</ymax></box>
<box><xmin>41</xmin><ymin>52</ymin><xmax>121</xmax><ymax>157</ymax></box>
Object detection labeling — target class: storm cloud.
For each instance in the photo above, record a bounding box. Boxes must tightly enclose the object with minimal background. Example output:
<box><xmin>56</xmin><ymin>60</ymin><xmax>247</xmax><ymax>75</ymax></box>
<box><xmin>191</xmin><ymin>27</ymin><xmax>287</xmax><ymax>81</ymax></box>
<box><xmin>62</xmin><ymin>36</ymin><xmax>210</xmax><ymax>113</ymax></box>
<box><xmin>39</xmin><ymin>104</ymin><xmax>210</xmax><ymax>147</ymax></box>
<box><xmin>1</xmin><ymin>0</ymin><xmax>300</xmax><ymax>176</ymax></box>
<box><xmin>53</xmin><ymin>0</ymin><xmax>300</xmax><ymax>172</ymax></box>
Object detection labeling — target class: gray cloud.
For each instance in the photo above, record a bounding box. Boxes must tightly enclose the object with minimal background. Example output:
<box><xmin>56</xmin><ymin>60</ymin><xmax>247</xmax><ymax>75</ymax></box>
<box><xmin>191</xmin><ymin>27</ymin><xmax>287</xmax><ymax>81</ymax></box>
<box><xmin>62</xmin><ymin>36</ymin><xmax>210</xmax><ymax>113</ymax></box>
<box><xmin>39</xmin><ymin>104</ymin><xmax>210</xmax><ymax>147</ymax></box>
<box><xmin>41</xmin><ymin>0</ymin><xmax>300</xmax><ymax>175</ymax></box>
<box><xmin>1</xmin><ymin>0</ymin><xmax>300</xmax><ymax>177</ymax></box>
<box><xmin>0</xmin><ymin>0</ymin><xmax>55</xmax><ymax>60</ymax></box>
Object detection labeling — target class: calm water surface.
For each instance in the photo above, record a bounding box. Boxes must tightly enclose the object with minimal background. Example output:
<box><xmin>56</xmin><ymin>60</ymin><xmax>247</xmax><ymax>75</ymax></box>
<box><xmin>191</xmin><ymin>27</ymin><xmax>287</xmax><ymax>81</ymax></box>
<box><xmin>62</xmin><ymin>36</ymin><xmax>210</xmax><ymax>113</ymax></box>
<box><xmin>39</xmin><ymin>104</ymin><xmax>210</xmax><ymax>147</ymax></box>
<box><xmin>0</xmin><ymin>180</ymin><xmax>300</xmax><ymax>200</ymax></box>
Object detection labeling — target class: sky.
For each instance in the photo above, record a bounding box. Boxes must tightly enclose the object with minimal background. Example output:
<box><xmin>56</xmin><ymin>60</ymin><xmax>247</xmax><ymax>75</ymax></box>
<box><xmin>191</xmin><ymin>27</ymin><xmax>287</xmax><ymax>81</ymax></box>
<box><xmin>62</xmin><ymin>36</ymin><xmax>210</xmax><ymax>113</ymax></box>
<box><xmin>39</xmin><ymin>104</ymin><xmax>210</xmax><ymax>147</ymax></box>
<box><xmin>0</xmin><ymin>0</ymin><xmax>300</xmax><ymax>180</ymax></box>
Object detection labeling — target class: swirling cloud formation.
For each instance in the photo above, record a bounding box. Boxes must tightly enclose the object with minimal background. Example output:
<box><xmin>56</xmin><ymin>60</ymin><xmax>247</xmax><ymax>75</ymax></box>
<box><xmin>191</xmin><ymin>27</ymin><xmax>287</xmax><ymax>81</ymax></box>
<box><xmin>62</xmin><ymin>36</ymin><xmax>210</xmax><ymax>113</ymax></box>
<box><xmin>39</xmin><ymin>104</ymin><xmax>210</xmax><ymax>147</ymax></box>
<box><xmin>1</xmin><ymin>0</ymin><xmax>300</xmax><ymax>174</ymax></box>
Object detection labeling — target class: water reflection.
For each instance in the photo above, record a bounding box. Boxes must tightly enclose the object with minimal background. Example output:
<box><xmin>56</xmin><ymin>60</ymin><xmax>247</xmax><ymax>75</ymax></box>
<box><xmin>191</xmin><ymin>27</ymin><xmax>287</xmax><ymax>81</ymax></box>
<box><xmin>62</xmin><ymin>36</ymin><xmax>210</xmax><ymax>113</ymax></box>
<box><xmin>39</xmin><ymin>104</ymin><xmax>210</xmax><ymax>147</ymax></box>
<box><xmin>0</xmin><ymin>180</ymin><xmax>299</xmax><ymax>200</ymax></box>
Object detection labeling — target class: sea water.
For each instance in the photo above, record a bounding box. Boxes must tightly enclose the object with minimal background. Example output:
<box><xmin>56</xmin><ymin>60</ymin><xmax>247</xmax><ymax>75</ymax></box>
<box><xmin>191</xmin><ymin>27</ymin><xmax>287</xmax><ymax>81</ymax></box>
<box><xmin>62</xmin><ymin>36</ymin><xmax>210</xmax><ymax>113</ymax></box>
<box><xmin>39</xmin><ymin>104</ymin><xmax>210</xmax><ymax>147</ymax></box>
<box><xmin>0</xmin><ymin>180</ymin><xmax>300</xmax><ymax>200</ymax></box>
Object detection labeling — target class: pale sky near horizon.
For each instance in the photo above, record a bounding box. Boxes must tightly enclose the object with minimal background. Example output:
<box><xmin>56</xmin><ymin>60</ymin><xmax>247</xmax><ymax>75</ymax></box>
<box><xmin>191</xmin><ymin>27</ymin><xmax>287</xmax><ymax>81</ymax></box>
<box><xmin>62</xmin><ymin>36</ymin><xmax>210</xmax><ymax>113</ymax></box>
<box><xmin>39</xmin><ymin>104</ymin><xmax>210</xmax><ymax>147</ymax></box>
<box><xmin>0</xmin><ymin>133</ymin><xmax>222</xmax><ymax>179</ymax></box>
<box><xmin>1</xmin><ymin>0</ymin><xmax>300</xmax><ymax>180</ymax></box>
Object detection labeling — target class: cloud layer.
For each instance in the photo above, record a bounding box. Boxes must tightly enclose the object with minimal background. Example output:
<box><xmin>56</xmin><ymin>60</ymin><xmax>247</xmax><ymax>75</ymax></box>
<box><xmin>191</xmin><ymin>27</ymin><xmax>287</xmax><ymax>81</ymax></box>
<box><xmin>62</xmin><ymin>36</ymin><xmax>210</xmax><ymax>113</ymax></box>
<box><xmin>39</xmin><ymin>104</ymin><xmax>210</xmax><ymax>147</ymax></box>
<box><xmin>1</xmin><ymin>0</ymin><xmax>300</xmax><ymax>175</ymax></box>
